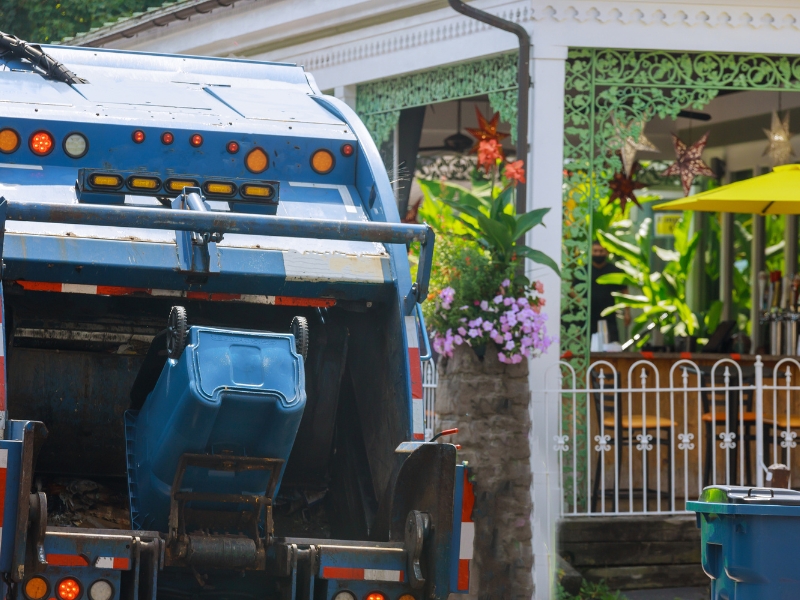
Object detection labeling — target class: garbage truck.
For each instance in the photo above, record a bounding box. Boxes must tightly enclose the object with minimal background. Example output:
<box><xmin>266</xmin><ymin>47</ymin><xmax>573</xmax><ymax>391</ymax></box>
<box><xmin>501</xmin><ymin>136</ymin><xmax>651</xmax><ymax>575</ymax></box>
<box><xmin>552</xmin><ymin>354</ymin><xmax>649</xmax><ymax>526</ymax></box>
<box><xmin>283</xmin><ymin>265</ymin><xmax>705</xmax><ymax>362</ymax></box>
<box><xmin>0</xmin><ymin>33</ymin><xmax>472</xmax><ymax>600</ymax></box>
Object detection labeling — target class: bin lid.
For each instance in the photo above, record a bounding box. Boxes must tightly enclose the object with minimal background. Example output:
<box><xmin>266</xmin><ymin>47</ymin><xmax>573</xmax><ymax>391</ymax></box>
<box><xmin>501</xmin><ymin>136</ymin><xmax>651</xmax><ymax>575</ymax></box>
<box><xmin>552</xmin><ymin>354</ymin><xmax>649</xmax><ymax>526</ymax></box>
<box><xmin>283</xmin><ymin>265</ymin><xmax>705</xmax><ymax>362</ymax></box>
<box><xmin>687</xmin><ymin>485</ymin><xmax>800</xmax><ymax>516</ymax></box>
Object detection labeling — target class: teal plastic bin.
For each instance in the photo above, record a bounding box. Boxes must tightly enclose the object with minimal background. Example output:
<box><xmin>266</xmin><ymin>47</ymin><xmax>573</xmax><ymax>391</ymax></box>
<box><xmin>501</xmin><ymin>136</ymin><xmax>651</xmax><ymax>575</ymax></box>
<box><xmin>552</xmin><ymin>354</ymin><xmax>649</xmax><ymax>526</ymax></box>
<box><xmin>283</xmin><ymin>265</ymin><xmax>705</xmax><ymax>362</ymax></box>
<box><xmin>688</xmin><ymin>486</ymin><xmax>800</xmax><ymax>599</ymax></box>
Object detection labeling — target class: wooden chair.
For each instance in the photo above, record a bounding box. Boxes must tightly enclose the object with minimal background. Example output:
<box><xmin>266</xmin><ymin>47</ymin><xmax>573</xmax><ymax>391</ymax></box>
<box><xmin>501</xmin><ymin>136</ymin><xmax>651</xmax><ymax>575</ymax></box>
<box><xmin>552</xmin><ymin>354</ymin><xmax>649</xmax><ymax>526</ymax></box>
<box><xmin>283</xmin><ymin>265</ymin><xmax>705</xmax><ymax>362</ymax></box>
<box><xmin>590</xmin><ymin>371</ymin><xmax>676</xmax><ymax>512</ymax></box>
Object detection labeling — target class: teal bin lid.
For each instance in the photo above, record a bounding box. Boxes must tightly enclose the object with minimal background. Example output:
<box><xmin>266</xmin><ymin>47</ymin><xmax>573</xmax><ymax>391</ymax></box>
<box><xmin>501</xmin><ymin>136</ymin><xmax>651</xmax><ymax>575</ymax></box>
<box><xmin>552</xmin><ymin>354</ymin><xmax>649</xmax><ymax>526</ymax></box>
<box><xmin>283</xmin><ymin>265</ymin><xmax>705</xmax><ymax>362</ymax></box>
<box><xmin>687</xmin><ymin>485</ymin><xmax>800</xmax><ymax>516</ymax></box>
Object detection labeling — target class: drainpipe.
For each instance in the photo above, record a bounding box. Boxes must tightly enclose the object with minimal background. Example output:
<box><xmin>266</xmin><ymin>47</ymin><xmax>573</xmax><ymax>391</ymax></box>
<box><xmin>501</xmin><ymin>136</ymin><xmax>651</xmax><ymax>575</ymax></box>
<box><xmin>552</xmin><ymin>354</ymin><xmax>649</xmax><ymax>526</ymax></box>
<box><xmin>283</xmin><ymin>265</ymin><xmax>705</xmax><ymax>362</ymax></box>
<box><xmin>447</xmin><ymin>0</ymin><xmax>530</xmax><ymax>215</ymax></box>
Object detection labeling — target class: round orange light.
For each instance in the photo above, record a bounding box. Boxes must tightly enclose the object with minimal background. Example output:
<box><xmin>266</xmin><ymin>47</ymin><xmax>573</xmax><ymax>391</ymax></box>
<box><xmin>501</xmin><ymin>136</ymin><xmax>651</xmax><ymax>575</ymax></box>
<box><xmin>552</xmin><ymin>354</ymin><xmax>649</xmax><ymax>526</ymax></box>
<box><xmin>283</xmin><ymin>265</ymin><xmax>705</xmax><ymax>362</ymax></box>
<box><xmin>311</xmin><ymin>149</ymin><xmax>335</xmax><ymax>174</ymax></box>
<box><xmin>245</xmin><ymin>147</ymin><xmax>269</xmax><ymax>173</ymax></box>
<box><xmin>398</xmin><ymin>595</ymin><xmax>416</xmax><ymax>600</ymax></box>
<box><xmin>57</xmin><ymin>578</ymin><xmax>80</xmax><ymax>600</ymax></box>
<box><xmin>24</xmin><ymin>577</ymin><xmax>48</xmax><ymax>600</ymax></box>
<box><xmin>0</xmin><ymin>128</ymin><xmax>20</xmax><ymax>154</ymax></box>
<box><xmin>132</xmin><ymin>130</ymin><xmax>145</xmax><ymax>144</ymax></box>
<box><xmin>190</xmin><ymin>133</ymin><xmax>203</xmax><ymax>147</ymax></box>
<box><xmin>29</xmin><ymin>131</ymin><xmax>54</xmax><ymax>156</ymax></box>
<box><xmin>365</xmin><ymin>593</ymin><xmax>385</xmax><ymax>600</ymax></box>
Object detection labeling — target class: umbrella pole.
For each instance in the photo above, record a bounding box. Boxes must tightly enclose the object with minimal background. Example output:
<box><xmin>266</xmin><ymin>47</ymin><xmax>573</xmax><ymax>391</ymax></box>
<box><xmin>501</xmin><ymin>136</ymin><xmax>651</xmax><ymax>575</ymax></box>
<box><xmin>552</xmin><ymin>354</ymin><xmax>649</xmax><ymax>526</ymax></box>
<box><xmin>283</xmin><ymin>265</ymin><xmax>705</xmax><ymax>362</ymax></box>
<box><xmin>720</xmin><ymin>213</ymin><xmax>735</xmax><ymax>322</ymax></box>
<box><xmin>751</xmin><ymin>215</ymin><xmax>766</xmax><ymax>352</ymax></box>
<box><xmin>785</xmin><ymin>215</ymin><xmax>798</xmax><ymax>277</ymax></box>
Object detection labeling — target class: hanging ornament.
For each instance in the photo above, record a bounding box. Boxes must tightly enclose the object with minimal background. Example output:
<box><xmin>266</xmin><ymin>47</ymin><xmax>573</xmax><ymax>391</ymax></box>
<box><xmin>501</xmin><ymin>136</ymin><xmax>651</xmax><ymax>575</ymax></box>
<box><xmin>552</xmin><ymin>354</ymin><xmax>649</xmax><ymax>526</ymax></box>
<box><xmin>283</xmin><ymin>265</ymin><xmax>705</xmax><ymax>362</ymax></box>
<box><xmin>607</xmin><ymin>162</ymin><xmax>645</xmax><ymax>212</ymax></box>
<box><xmin>608</xmin><ymin>117</ymin><xmax>659</xmax><ymax>176</ymax></box>
<box><xmin>763</xmin><ymin>110</ymin><xmax>794</xmax><ymax>166</ymax></box>
<box><xmin>466</xmin><ymin>108</ymin><xmax>510</xmax><ymax>154</ymax></box>
<box><xmin>662</xmin><ymin>132</ymin><xmax>715</xmax><ymax>196</ymax></box>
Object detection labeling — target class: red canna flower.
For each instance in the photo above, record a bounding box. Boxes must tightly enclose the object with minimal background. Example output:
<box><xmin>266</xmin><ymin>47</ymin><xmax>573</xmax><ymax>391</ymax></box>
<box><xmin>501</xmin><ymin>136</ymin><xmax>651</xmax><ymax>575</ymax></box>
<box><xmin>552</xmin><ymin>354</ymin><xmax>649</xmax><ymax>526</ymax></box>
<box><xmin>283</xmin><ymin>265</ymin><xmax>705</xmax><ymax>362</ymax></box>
<box><xmin>477</xmin><ymin>139</ymin><xmax>503</xmax><ymax>172</ymax></box>
<box><xmin>504</xmin><ymin>159</ymin><xmax>526</xmax><ymax>184</ymax></box>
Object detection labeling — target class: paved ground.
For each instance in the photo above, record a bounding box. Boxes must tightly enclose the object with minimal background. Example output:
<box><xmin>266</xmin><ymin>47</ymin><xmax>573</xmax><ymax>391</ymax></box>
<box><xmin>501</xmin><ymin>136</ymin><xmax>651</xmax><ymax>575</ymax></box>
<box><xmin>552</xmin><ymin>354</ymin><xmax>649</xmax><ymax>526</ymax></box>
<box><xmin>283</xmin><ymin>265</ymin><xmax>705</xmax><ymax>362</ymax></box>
<box><xmin>624</xmin><ymin>587</ymin><xmax>708</xmax><ymax>600</ymax></box>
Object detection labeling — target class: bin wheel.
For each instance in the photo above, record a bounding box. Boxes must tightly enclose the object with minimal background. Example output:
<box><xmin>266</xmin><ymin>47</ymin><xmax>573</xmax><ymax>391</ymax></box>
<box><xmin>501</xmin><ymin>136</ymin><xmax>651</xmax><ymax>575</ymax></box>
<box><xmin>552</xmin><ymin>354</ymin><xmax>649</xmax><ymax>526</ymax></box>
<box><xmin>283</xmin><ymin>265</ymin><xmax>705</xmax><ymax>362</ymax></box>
<box><xmin>291</xmin><ymin>316</ymin><xmax>309</xmax><ymax>361</ymax></box>
<box><xmin>167</xmin><ymin>306</ymin><xmax>188</xmax><ymax>359</ymax></box>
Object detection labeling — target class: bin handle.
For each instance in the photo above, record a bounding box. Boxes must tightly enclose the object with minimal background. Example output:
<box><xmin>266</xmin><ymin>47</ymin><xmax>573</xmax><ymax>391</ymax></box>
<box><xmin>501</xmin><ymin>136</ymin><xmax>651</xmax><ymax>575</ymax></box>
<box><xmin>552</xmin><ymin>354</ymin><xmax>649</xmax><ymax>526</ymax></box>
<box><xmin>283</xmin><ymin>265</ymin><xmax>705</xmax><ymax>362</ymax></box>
<box><xmin>415</xmin><ymin>303</ymin><xmax>432</xmax><ymax>362</ymax></box>
<box><xmin>746</xmin><ymin>487</ymin><xmax>774</xmax><ymax>498</ymax></box>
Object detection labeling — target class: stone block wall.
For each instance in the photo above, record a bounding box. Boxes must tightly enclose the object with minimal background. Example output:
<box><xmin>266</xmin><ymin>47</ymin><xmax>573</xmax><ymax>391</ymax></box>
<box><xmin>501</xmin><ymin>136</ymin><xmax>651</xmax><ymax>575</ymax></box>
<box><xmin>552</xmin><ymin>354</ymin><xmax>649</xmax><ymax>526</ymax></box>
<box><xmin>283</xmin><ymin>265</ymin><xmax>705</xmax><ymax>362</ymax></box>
<box><xmin>436</xmin><ymin>343</ymin><xmax>533</xmax><ymax>600</ymax></box>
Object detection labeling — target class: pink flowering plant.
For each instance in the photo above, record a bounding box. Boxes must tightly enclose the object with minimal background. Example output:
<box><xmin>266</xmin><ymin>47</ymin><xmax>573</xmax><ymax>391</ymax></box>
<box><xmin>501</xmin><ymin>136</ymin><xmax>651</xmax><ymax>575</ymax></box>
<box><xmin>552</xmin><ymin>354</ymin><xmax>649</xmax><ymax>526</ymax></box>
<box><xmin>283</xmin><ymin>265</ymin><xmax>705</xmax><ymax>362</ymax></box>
<box><xmin>412</xmin><ymin>113</ymin><xmax>558</xmax><ymax>364</ymax></box>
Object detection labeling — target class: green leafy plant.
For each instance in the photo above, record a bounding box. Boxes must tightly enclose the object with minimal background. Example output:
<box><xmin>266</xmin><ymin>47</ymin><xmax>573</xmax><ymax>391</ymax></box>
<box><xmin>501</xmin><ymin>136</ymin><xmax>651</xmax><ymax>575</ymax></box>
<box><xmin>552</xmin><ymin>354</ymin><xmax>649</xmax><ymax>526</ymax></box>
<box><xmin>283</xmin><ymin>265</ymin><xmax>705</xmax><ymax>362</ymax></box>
<box><xmin>418</xmin><ymin>177</ymin><xmax>558</xmax><ymax>274</ymax></box>
<box><xmin>557</xmin><ymin>578</ymin><xmax>627</xmax><ymax>600</ymax></box>
<box><xmin>596</xmin><ymin>214</ymin><xmax>702</xmax><ymax>347</ymax></box>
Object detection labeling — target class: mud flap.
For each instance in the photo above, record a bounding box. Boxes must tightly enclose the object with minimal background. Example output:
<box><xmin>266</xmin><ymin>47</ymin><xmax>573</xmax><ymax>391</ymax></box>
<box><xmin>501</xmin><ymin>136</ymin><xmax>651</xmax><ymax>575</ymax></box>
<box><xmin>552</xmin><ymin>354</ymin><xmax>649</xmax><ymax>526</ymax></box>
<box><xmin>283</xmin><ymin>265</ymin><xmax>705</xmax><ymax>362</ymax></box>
<box><xmin>376</xmin><ymin>443</ymin><xmax>456</xmax><ymax>600</ymax></box>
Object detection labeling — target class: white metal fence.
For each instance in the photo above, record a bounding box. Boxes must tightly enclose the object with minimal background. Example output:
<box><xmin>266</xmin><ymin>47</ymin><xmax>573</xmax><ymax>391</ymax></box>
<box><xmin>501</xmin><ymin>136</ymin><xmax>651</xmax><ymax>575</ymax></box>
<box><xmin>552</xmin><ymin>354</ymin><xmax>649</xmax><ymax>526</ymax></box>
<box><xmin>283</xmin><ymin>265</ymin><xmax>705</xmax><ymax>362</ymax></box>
<box><xmin>422</xmin><ymin>358</ymin><xmax>437</xmax><ymax>441</ymax></box>
<box><xmin>545</xmin><ymin>356</ymin><xmax>800</xmax><ymax>516</ymax></box>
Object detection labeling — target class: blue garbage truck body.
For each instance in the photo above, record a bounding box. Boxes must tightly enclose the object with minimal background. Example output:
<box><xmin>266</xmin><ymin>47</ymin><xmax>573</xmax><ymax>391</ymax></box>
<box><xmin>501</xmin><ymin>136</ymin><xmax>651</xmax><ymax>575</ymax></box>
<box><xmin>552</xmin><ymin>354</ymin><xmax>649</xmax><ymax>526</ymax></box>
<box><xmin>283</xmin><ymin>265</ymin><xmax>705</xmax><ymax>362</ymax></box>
<box><xmin>0</xmin><ymin>37</ymin><xmax>471</xmax><ymax>600</ymax></box>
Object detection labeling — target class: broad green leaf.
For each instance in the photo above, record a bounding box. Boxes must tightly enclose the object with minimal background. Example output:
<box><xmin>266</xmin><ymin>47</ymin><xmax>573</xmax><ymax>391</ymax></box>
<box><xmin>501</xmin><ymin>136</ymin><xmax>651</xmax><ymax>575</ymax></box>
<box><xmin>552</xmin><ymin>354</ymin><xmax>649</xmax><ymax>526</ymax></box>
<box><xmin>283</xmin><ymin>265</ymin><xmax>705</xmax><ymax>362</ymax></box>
<box><xmin>515</xmin><ymin>244</ymin><xmax>561</xmax><ymax>275</ymax></box>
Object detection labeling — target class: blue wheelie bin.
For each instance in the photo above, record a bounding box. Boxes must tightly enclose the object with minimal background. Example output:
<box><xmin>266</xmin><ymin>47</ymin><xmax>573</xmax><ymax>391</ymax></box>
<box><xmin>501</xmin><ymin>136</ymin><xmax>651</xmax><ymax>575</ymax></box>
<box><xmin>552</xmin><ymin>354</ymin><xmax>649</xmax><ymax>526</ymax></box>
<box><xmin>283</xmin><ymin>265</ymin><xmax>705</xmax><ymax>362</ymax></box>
<box><xmin>687</xmin><ymin>486</ymin><xmax>800</xmax><ymax>599</ymax></box>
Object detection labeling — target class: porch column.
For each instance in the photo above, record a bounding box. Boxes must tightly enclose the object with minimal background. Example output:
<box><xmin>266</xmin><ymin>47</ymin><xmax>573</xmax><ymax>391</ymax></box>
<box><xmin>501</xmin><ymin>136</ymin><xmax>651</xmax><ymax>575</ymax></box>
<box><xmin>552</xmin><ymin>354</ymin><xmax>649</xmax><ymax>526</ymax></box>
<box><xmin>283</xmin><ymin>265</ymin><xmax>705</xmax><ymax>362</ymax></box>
<box><xmin>527</xmin><ymin>43</ymin><xmax>568</xmax><ymax>600</ymax></box>
<box><xmin>333</xmin><ymin>85</ymin><xmax>357</xmax><ymax>110</ymax></box>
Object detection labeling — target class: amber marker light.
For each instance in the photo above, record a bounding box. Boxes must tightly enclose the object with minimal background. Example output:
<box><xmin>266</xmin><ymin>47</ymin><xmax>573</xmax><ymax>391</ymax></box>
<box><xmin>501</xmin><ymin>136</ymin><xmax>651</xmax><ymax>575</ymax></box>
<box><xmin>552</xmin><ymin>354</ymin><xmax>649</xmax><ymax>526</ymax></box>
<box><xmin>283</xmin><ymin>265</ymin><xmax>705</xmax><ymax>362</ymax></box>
<box><xmin>24</xmin><ymin>577</ymin><xmax>48</xmax><ymax>600</ymax></box>
<box><xmin>241</xmin><ymin>184</ymin><xmax>274</xmax><ymax>199</ymax></box>
<box><xmin>89</xmin><ymin>174</ymin><xmax>123</xmax><ymax>189</ymax></box>
<box><xmin>398</xmin><ymin>595</ymin><xmax>416</xmax><ymax>600</ymax></box>
<box><xmin>0</xmin><ymin>128</ymin><xmax>20</xmax><ymax>154</ymax></box>
<box><xmin>165</xmin><ymin>178</ymin><xmax>199</xmax><ymax>193</ymax></box>
<box><xmin>204</xmin><ymin>181</ymin><xmax>236</xmax><ymax>196</ymax></box>
<box><xmin>161</xmin><ymin>132</ymin><xmax>174</xmax><ymax>145</ymax></box>
<box><xmin>245</xmin><ymin>147</ymin><xmax>268</xmax><ymax>173</ymax></box>
<box><xmin>190</xmin><ymin>133</ymin><xmax>203</xmax><ymax>147</ymax></box>
<box><xmin>227</xmin><ymin>141</ymin><xmax>240</xmax><ymax>154</ymax></box>
<box><xmin>132</xmin><ymin>130</ymin><xmax>145</xmax><ymax>144</ymax></box>
<box><xmin>29</xmin><ymin>131</ymin><xmax>54</xmax><ymax>156</ymax></box>
<box><xmin>127</xmin><ymin>176</ymin><xmax>161</xmax><ymax>191</ymax></box>
<box><xmin>311</xmin><ymin>149</ymin><xmax>334</xmax><ymax>174</ymax></box>
<box><xmin>57</xmin><ymin>578</ymin><xmax>80</xmax><ymax>600</ymax></box>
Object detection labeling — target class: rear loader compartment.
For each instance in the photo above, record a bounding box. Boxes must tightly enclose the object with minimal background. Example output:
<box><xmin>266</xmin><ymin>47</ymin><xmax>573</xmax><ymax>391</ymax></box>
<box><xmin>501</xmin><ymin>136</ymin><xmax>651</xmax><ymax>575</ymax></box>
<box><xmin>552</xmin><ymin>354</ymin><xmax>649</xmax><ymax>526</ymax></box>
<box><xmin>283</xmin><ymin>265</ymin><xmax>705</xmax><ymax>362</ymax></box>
<box><xmin>4</xmin><ymin>285</ymin><xmax>406</xmax><ymax>541</ymax></box>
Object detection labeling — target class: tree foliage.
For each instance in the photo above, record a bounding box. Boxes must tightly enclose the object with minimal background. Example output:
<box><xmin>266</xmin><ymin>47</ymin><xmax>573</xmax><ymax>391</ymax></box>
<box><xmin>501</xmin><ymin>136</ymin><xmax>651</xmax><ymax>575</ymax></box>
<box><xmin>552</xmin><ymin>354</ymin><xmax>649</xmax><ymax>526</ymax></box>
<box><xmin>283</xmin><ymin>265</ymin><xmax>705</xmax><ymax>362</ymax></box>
<box><xmin>0</xmin><ymin>0</ymin><xmax>161</xmax><ymax>44</ymax></box>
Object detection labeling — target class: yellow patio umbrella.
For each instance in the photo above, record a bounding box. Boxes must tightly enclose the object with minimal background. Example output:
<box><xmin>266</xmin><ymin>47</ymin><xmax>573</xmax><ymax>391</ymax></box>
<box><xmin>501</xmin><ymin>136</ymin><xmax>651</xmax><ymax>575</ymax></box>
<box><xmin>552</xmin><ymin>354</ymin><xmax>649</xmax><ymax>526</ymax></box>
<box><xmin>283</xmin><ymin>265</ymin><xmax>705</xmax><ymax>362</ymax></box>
<box><xmin>654</xmin><ymin>164</ymin><xmax>800</xmax><ymax>215</ymax></box>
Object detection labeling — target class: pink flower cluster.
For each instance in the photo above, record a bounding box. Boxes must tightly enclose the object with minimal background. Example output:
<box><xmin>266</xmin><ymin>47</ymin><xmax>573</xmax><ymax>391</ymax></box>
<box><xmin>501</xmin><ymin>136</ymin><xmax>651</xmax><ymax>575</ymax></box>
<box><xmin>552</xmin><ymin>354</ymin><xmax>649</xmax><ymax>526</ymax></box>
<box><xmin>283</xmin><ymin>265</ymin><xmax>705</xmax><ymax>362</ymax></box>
<box><xmin>431</xmin><ymin>279</ymin><xmax>553</xmax><ymax>364</ymax></box>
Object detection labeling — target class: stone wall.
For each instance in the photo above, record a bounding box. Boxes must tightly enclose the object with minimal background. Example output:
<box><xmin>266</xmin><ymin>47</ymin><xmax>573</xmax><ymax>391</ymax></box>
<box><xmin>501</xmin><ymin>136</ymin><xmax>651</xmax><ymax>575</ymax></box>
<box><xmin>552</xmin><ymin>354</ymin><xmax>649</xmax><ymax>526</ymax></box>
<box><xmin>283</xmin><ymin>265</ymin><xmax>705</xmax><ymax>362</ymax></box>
<box><xmin>436</xmin><ymin>343</ymin><xmax>533</xmax><ymax>600</ymax></box>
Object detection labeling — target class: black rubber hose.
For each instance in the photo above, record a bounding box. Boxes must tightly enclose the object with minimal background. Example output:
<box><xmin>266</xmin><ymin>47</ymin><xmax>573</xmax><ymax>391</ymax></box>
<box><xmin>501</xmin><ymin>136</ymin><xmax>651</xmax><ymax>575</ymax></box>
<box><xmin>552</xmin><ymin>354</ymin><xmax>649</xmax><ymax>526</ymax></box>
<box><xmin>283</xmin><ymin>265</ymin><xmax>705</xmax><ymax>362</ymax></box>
<box><xmin>0</xmin><ymin>31</ymin><xmax>86</xmax><ymax>84</ymax></box>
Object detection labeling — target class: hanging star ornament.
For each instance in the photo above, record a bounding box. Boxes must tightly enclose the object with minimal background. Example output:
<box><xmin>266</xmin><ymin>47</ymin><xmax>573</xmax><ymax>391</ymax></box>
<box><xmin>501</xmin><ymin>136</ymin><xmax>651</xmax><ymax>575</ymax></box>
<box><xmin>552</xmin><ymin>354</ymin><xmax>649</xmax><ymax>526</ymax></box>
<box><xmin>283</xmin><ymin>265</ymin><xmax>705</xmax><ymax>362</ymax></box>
<box><xmin>662</xmin><ymin>131</ymin><xmax>715</xmax><ymax>196</ymax></box>
<box><xmin>763</xmin><ymin>110</ymin><xmax>795</xmax><ymax>166</ymax></box>
<box><xmin>609</xmin><ymin>117</ymin><xmax>659</xmax><ymax>176</ymax></box>
<box><xmin>607</xmin><ymin>162</ymin><xmax>645</xmax><ymax>212</ymax></box>
<box><xmin>466</xmin><ymin>108</ymin><xmax>510</xmax><ymax>154</ymax></box>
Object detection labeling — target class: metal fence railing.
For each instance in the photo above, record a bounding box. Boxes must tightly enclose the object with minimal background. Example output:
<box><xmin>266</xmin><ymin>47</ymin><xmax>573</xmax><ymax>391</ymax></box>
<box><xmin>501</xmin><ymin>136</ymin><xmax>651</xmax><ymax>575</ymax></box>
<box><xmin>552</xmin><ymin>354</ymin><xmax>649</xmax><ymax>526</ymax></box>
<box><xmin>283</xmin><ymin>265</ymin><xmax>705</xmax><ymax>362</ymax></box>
<box><xmin>544</xmin><ymin>356</ymin><xmax>800</xmax><ymax>516</ymax></box>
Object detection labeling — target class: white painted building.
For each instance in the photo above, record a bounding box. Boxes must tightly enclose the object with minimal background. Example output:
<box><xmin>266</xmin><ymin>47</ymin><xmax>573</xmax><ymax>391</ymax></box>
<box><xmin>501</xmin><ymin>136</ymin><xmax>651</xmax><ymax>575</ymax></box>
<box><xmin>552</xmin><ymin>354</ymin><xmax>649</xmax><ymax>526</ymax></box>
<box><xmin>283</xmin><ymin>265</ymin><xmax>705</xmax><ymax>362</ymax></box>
<box><xmin>67</xmin><ymin>2</ymin><xmax>800</xmax><ymax>597</ymax></box>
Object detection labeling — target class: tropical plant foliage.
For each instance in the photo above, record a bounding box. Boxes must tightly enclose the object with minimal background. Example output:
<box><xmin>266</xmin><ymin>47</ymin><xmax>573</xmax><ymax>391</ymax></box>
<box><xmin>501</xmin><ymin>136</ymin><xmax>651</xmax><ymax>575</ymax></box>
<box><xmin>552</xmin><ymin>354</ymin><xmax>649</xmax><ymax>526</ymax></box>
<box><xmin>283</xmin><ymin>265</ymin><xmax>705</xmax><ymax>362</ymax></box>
<box><xmin>418</xmin><ymin>175</ymin><xmax>558</xmax><ymax>275</ymax></box>
<box><xmin>0</xmin><ymin>0</ymin><xmax>160</xmax><ymax>44</ymax></box>
<box><xmin>596</xmin><ymin>214</ymin><xmax>722</xmax><ymax>347</ymax></box>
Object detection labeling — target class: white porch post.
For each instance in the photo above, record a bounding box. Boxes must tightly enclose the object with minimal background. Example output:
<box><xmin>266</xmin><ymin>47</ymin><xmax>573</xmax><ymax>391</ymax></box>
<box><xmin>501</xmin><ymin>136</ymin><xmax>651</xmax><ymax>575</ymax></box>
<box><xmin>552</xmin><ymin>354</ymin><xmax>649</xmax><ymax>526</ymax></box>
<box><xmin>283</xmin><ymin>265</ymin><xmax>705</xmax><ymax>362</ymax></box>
<box><xmin>526</xmin><ymin>43</ymin><xmax>567</xmax><ymax>600</ymax></box>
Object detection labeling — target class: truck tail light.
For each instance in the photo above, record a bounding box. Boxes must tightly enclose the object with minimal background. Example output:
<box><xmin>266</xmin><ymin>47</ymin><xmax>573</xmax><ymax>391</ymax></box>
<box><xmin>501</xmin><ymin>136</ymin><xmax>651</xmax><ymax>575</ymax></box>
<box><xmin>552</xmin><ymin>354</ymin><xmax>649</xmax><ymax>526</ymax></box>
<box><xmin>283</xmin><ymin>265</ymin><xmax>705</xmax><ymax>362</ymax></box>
<box><xmin>240</xmin><ymin>183</ymin><xmax>275</xmax><ymax>200</ymax></box>
<box><xmin>24</xmin><ymin>577</ymin><xmax>49</xmax><ymax>600</ymax></box>
<box><xmin>245</xmin><ymin>148</ymin><xmax>268</xmax><ymax>173</ymax></box>
<box><xmin>190</xmin><ymin>133</ymin><xmax>203</xmax><ymax>147</ymax></box>
<box><xmin>128</xmin><ymin>176</ymin><xmax>161</xmax><ymax>191</ymax></box>
<box><xmin>132</xmin><ymin>130</ymin><xmax>145</xmax><ymax>144</ymax></box>
<box><xmin>0</xmin><ymin>128</ymin><xmax>20</xmax><ymax>154</ymax></box>
<box><xmin>57</xmin><ymin>578</ymin><xmax>81</xmax><ymax>600</ymax></box>
<box><xmin>30</xmin><ymin>131</ymin><xmax>54</xmax><ymax>156</ymax></box>
<box><xmin>88</xmin><ymin>580</ymin><xmax>113</xmax><ymax>600</ymax></box>
<box><xmin>333</xmin><ymin>593</ymin><xmax>355</xmax><ymax>600</ymax></box>
<box><xmin>365</xmin><ymin>593</ymin><xmax>385</xmax><ymax>600</ymax></box>
<box><xmin>89</xmin><ymin>174</ymin><xmax>123</xmax><ymax>190</ymax></box>
<box><xmin>165</xmin><ymin>178</ymin><xmax>199</xmax><ymax>193</ymax></box>
<box><xmin>63</xmin><ymin>133</ymin><xmax>88</xmax><ymax>158</ymax></box>
<box><xmin>204</xmin><ymin>181</ymin><xmax>236</xmax><ymax>196</ymax></box>
<box><xmin>311</xmin><ymin>149</ymin><xmax>334</xmax><ymax>174</ymax></box>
